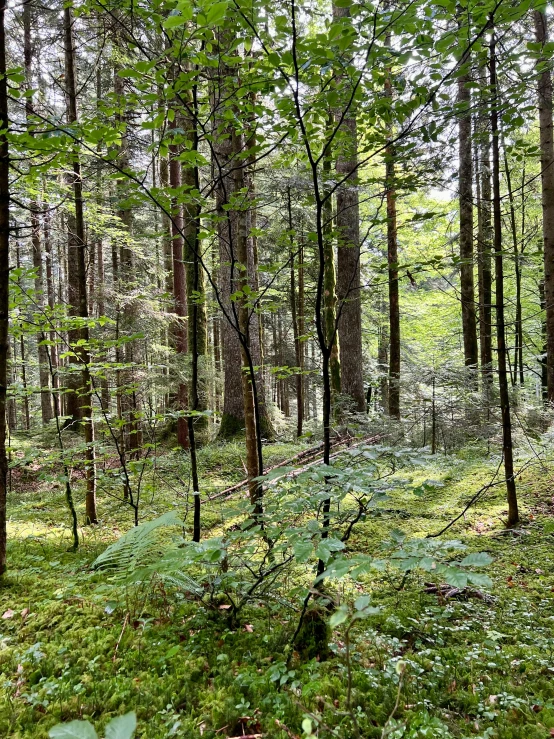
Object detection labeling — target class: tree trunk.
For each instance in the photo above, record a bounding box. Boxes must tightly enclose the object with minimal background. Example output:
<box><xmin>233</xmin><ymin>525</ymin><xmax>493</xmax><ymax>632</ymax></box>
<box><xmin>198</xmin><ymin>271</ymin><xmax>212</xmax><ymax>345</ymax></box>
<box><xmin>232</xmin><ymin>128</ymin><xmax>263</xmax><ymax>511</ymax></box>
<box><xmin>23</xmin><ymin>0</ymin><xmax>53</xmax><ymax>425</ymax></box>
<box><xmin>476</xmin><ymin>94</ymin><xmax>493</xmax><ymax>376</ymax></box>
<box><xmin>288</xmin><ymin>188</ymin><xmax>303</xmax><ymax>437</ymax></box>
<box><xmin>322</xmin><ymin>138</ymin><xmax>341</xmax><ymax>409</ymax></box>
<box><xmin>490</xmin><ymin>27</ymin><xmax>518</xmax><ymax>527</ymax></box>
<box><xmin>64</xmin><ymin>4</ymin><xmax>97</xmax><ymax>523</ymax></box>
<box><xmin>458</xmin><ymin>68</ymin><xmax>479</xmax><ymax>370</ymax></box>
<box><xmin>168</xmin><ymin>113</ymin><xmax>189</xmax><ymax>450</ymax></box>
<box><xmin>385</xmin><ymin>42</ymin><xmax>400</xmax><ymax>420</ymax></box>
<box><xmin>502</xmin><ymin>139</ymin><xmax>524</xmax><ymax>386</ymax></box>
<box><xmin>534</xmin><ymin>9</ymin><xmax>554</xmax><ymax>404</ymax></box>
<box><xmin>0</xmin><ymin>0</ymin><xmax>10</xmax><ymax>574</ymax></box>
<box><xmin>333</xmin><ymin>5</ymin><xmax>365</xmax><ymax>414</ymax></box>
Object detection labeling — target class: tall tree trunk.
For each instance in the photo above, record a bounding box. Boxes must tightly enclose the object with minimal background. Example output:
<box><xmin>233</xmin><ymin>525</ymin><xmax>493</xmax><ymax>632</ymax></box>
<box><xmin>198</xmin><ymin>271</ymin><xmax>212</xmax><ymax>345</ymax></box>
<box><xmin>534</xmin><ymin>9</ymin><xmax>554</xmax><ymax>404</ymax></box>
<box><xmin>43</xmin><ymin>211</ymin><xmax>60</xmax><ymax>415</ymax></box>
<box><xmin>64</xmin><ymin>4</ymin><xmax>97</xmax><ymax>523</ymax></box>
<box><xmin>322</xmin><ymin>138</ymin><xmax>341</xmax><ymax>410</ymax></box>
<box><xmin>0</xmin><ymin>0</ymin><xmax>10</xmax><ymax>574</ymax></box>
<box><xmin>244</xmin><ymin>89</ymin><xmax>275</xmax><ymax>440</ymax></box>
<box><xmin>502</xmin><ymin>139</ymin><xmax>524</xmax><ymax>386</ymax></box>
<box><xmin>288</xmin><ymin>188</ymin><xmax>303</xmax><ymax>437</ymax></box>
<box><xmin>458</xmin><ymin>66</ymin><xmax>479</xmax><ymax>370</ymax></box>
<box><xmin>168</xmin><ymin>115</ymin><xmax>189</xmax><ymax>450</ymax></box>
<box><xmin>476</xmin><ymin>94</ymin><xmax>493</xmax><ymax>376</ymax></box>
<box><xmin>23</xmin><ymin>0</ymin><xmax>53</xmax><ymax>425</ymax></box>
<box><xmin>232</xmin><ymin>128</ymin><xmax>262</xmax><ymax>511</ymax></box>
<box><xmin>180</xmin><ymin>80</ymin><xmax>203</xmax><ymax>540</ymax></box>
<box><xmin>385</xmin><ymin>39</ymin><xmax>400</xmax><ymax>419</ymax></box>
<box><xmin>213</xmin><ymin>41</ymin><xmax>244</xmax><ymax>439</ymax></box>
<box><xmin>333</xmin><ymin>3</ymin><xmax>365</xmax><ymax>414</ymax></box>
<box><xmin>490</xmin><ymin>26</ymin><xmax>518</xmax><ymax>527</ymax></box>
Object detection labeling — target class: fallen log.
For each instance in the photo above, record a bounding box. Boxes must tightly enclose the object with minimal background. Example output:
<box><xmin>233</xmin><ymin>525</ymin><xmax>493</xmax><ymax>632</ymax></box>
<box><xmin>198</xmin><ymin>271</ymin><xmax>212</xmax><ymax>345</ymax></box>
<box><xmin>204</xmin><ymin>432</ymin><xmax>381</xmax><ymax>504</ymax></box>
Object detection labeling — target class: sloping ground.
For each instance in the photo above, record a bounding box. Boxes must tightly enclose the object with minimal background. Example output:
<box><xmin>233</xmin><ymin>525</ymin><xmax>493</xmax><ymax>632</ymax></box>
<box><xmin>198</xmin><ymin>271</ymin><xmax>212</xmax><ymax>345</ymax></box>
<box><xmin>0</xmin><ymin>441</ymin><xmax>553</xmax><ymax>738</ymax></box>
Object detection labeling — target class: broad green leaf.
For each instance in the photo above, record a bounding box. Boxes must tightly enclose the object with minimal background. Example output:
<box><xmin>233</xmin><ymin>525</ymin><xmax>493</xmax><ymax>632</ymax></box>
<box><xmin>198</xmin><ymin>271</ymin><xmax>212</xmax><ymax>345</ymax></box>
<box><xmin>329</xmin><ymin>606</ymin><xmax>348</xmax><ymax>628</ymax></box>
<box><xmin>105</xmin><ymin>712</ymin><xmax>137</xmax><ymax>739</ymax></box>
<box><xmin>442</xmin><ymin>567</ymin><xmax>468</xmax><ymax>588</ymax></box>
<box><xmin>293</xmin><ymin>539</ymin><xmax>313</xmax><ymax>563</ymax></box>
<box><xmin>48</xmin><ymin>721</ymin><xmax>98</xmax><ymax>739</ymax></box>
<box><xmin>206</xmin><ymin>1</ymin><xmax>227</xmax><ymax>25</ymax></box>
<box><xmin>354</xmin><ymin>595</ymin><xmax>371</xmax><ymax>611</ymax></box>
<box><xmin>460</xmin><ymin>552</ymin><xmax>493</xmax><ymax>567</ymax></box>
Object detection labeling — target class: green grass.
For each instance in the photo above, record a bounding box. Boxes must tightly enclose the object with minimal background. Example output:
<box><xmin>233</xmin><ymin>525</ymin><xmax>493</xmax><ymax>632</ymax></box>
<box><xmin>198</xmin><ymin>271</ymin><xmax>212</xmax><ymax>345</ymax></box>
<box><xmin>1</xmin><ymin>437</ymin><xmax>554</xmax><ymax>738</ymax></box>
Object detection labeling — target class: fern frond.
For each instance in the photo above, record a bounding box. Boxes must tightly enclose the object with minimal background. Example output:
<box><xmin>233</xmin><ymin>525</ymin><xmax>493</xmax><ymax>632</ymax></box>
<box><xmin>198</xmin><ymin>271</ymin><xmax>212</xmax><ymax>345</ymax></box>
<box><xmin>92</xmin><ymin>511</ymin><xmax>183</xmax><ymax>573</ymax></box>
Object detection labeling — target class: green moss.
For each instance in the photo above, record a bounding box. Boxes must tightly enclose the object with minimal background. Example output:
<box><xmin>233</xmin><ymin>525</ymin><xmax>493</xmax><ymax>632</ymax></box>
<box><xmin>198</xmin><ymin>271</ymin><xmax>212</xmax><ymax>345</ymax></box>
<box><xmin>294</xmin><ymin>607</ymin><xmax>331</xmax><ymax>662</ymax></box>
<box><xmin>218</xmin><ymin>412</ymin><xmax>244</xmax><ymax>439</ymax></box>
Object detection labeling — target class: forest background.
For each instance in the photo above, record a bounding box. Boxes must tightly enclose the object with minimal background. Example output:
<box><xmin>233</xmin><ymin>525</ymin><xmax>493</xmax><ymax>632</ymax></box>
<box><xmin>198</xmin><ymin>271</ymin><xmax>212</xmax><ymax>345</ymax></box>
<box><xmin>1</xmin><ymin>0</ymin><xmax>554</xmax><ymax>736</ymax></box>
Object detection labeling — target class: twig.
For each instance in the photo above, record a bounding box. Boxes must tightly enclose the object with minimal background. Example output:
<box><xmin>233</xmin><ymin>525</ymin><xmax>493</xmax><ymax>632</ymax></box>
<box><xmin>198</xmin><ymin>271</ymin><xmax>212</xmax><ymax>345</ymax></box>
<box><xmin>381</xmin><ymin>669</ymin><xmax>404</xmax><ymax>739</ymax></box>
<box><xmin>113</xmin><ymin>612</ymin><xmax>129</xmax><ymax>663</ymax></box>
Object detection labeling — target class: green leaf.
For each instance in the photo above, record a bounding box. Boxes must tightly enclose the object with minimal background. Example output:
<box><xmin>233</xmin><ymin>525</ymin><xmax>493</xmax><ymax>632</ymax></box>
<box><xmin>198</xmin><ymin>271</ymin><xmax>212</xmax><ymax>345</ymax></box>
<box><xmin>442</xmin><ymin>567</ymin><xmax>468</xmax><ymax>588</ymax></box>
<box><xmin>206</xmin><ymin>1</ymin><xmax>228</xmax><ymax>25</ymax></box>
<box><xmin>163</xmin><ymin>14</ymin><xmax>188</xmax><ymax>29</ymax></box>
<box><xmin>354</xmin><ymin>595</ymin><xmax>371</xmax><ymax>611</ymax></box>
<box><xmin>302</xmin><ymin>717</ymin><xmax>313</xmax><ymax>735</ymax></box>
<box><xmin>460</xmin><ymin>552</ymin><xmax>493</xmax><ymax>567</ymax></box>
<box><xmin>48</xmin><ymin>721</ymin><xmax>98</xmax><ymax>739</ymax></box>
<box><xmin>105</xmin><ymin>712</ymin><xmax>137</xmax><ymax>739</ymax></box>
<box><xmin>467</xmin><ymin>572</ymin><xmax>493</xmax><ymax>589</ymax></box>
<box><xmin>293</xmin><ymin>539</ymin><xmax>313</xmax><ymax>563</ymax></box>
<box><xmin>316</xmin><ymin>537</ymin><xmax>345</xmax><ymax>563</ymax></box>
<box><xmin>329</xmin><ymin>606</ymin><xmax>348</xmax><ymax>628</ymax></box>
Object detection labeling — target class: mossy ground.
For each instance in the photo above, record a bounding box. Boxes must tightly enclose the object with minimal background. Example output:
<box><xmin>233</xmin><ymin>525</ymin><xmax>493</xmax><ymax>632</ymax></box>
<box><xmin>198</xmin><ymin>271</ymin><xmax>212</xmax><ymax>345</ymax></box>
<box><xmin>1</xmin><ymin>435</ymin><xmax>554</xmax><ymax>738</ymax></box>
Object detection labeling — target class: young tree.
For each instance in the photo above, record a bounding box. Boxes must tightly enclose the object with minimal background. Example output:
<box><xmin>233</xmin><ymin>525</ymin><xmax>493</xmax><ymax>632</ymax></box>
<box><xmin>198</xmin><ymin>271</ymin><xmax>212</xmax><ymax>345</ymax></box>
<box><xmin>489</xmin><ymin>25</ymin><xmax>518</xmax><ymax>527</ymax></box>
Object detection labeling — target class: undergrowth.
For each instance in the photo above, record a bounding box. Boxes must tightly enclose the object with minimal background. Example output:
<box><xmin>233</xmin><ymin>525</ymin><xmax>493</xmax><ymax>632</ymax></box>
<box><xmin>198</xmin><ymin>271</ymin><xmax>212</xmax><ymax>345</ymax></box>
<box><xmin>0</xmin><ymin>438</ymin><xmax>553</xmax><ymax>738</ymax></box>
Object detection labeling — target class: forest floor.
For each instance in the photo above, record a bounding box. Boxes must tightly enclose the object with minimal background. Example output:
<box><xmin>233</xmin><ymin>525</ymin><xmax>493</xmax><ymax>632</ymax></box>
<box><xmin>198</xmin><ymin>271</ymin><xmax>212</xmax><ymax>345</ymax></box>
<box><xmin>0</xmin><ymin>433</ymin><xmax>554</xmax><ymax>738</ymax></box>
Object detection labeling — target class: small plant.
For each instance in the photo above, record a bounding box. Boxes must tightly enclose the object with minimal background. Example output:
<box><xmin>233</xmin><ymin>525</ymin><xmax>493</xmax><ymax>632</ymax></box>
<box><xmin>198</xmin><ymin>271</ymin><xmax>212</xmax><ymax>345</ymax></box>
<box><xmin>48</xmin><ymin>712</ymin><xmax>136</xmax><ymax>739</ymax></box>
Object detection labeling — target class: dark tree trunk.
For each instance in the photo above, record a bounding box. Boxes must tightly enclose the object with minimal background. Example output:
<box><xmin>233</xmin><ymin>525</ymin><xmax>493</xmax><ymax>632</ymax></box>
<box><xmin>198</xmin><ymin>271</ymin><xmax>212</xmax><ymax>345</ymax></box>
<box><xmin>476</xmin><ymin>96</ymin><xmax>493</xmax><ymax>376</ymax></box>
<box><xmin>288</xmin><ymin>188</ymin><xmax>303</xmax><ymax>437</ymax></box>
<box><xmin>23</xmin><ymin>0</ymin><xmax>53</xmax><ymax>425</ymax></box>
<box><xmin>384</xmin><ymin>39</ymin><xmax>400</xmax><ymax>420</ymax></box>
<box><xmin>502</xmin><ymin>140</ymin><xmax>524</xmax><ymax>386</ymax></box>
<box><xmin>333</xmin><ymin>3</ymin><xmax>365</xmax><ymax>414</ymax></box>
<box><xmin>490</xmin><ymin>27</ymin><xmax>519</xmax><ymax>527</ymax></box>
<box><xmin>534</xmin><ymin>10</ymin><xmax>554</xmax><ymax>404</ymax></box>
<box><xmin>168</xmin><ymin>114</ymin><xmax>189</xmax><ymax>450</ymax></box>
<box><xmin>458</xmin><ymin>68</ymin><xmax>479</xmax><ymax>370</ymax></box>
<box><xmin>64</xmin><ymin>5</ymin><xmax>97</xmax><ymax>523</ymax></box>
<box><xmin>0</xmin><ymin>0</ymin><xmax>10</xmax><ymax>574</ymax></box>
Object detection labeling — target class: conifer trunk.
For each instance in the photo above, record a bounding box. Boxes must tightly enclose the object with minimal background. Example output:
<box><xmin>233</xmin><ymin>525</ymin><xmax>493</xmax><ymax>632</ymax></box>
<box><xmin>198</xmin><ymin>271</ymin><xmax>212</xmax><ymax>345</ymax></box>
<box><xmin>0</xmin><ymin>0</ymin><xmax>10</xmax><ymax>574</ymax></box>
<box><xmin>63</xmin><ymin>4</ymin><xmax>96</xmax><ymax>523</ymax></box>
<box><xmin>24</xmin><ymin>0</ymin><xmax>53</xmax><ymax>425</ymax></box>
<box><xmin>490</xmin><ymin>27</ymin><xmax>518</xmax><ymax>527</ymax></box>
<box><xmin>333</xmin><ymin>3</ymin><xmax>365</xmax><ymax>413</ymax></box>
<box><xmin>534</xmin><ymin>10</ymin><xmax>554</xmax><ymax>403</ymax></box>
<box><xmin>458</xmin><ymin>67</ymin><xmax>479</xmax><ymax>370</ymax></box>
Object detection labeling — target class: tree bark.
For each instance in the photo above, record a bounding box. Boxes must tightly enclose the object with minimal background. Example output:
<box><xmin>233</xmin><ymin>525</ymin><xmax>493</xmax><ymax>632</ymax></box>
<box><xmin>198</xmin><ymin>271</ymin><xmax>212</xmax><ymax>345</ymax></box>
<box><xmin>333</xmin><ymin>4</ymin><xmax>365</xmax><ymax>414</ymax></box>
<box><xmin>385</xmin><ymin>39</ymin><xmax>400</xmax><ymax>420</ymax></box>
<box><xmin>23</xmin><ymin>0</ymin><xmax>53</xmax><ymax>425</ymax></box>
<box><xmin>490</xmin><ymin>27</ymin><xmax>518</xmax><ymax>527</ymax></box>
<box><xmin>534</xmin><ymin>10</ymin><xmax>554</xmax><ymax>404</ymax></box>
<box><xmin>458</xmin><ymin>68</ymin><xmax>479</xmax><ymax>369</ymax></box>
<box><xmin>476</xmin><ymin>93</ymin><xmax>493</xmax><ymax>376</ymax></box>
<box><xmin>0</xmin><ymin>0</ymin><xmax>10</xmax><ymax>574</ymax></box>
<box><xmin>64</xmin><ymin>4</ymin><xmax>96</xmax><ymax>523</ymax></box>
<box><xmin>288</xmin><ymin>188</ymin><xmax>303</xmax><ymax>437</ymax></box>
